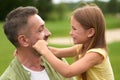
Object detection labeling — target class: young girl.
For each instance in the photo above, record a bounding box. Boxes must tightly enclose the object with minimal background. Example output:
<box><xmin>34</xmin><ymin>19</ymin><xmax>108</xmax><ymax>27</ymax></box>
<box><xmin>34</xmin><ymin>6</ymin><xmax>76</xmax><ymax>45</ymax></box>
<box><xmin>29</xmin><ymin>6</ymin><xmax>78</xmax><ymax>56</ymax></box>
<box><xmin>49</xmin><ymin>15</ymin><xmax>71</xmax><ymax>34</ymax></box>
<box><xmin>33</xmin><ymin>4</ymin><xmax>114</xmax><ymax>80</ymax></box>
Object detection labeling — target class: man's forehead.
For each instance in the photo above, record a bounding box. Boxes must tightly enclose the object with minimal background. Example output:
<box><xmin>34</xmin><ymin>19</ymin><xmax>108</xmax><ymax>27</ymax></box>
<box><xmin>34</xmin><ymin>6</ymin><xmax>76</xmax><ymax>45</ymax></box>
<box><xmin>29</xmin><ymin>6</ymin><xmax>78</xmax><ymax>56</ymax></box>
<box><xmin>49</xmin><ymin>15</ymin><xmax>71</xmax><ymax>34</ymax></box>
<box><xmin>34</xmin><ymin>14</ymin><xmax>45</xmax><ymax>24</ymax></box>
<box><xmin>39</xmin><ymin>16</ymin><xmax>45</xmax><ymax>24</ymax></box>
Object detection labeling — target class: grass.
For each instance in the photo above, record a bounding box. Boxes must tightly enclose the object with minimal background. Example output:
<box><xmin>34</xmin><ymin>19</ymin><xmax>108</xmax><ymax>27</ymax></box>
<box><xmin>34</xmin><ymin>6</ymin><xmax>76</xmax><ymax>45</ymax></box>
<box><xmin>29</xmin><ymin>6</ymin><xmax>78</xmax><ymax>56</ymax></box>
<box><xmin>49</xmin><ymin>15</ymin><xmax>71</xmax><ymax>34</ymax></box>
<box><xmin>108</xmin><ymin>42</ymin><xmax>120</xmax><ymax>80</ymax></box>
<box><xmin>105</xmin><ymin>14</ymin><xmax>120</xmax><ymax>29</ymax></box>
<box><xmin>0</xmin><ymin>14</ymin><xmax>120</xmax><ymax>79</ymax></box>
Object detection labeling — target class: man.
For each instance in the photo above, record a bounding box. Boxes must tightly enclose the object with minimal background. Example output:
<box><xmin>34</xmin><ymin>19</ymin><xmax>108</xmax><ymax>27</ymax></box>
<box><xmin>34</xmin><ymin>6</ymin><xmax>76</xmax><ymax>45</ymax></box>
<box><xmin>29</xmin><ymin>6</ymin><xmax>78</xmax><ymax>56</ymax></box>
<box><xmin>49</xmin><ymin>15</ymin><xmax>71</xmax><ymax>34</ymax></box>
<box><xmin>0</xmin><ymin>6</ymin><xmax>75</xmax><ymax>80</ymax></box>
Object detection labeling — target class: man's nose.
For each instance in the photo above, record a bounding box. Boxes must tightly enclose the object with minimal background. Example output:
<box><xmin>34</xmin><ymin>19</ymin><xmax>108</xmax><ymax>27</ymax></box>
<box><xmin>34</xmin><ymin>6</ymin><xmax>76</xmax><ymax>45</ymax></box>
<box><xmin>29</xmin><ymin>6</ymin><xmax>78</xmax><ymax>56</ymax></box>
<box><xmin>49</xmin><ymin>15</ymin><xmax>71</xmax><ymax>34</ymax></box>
<box><xmin>44</xmin><ymin>28</ymin><xmax>51</xmax><ymax>37</ymax></box>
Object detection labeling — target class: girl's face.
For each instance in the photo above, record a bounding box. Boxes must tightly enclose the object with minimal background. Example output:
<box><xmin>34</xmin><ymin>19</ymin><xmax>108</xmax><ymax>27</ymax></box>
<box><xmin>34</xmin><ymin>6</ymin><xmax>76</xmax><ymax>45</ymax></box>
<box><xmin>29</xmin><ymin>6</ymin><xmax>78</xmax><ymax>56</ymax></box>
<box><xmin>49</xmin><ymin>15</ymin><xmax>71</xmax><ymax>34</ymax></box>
<box><xmin>70</xmin><ymin>16</ymin><xmax>91</xmax><ymax>44</ymax></box>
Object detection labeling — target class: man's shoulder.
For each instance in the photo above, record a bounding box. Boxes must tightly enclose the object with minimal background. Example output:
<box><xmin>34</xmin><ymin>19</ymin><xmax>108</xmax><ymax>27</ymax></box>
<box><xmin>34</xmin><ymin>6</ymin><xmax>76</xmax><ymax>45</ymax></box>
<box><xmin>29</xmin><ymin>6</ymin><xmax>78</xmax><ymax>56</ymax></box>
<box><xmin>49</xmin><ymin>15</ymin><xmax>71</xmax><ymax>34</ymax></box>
<box><xmin>1</xmin><ymin>57</ymin><xmax>30</xmax><ymax>80</ymax></box>
<box><xmin>0</xmin><ymin>59</ymin><xmax>16</xmax><ymax>80</ymax></box>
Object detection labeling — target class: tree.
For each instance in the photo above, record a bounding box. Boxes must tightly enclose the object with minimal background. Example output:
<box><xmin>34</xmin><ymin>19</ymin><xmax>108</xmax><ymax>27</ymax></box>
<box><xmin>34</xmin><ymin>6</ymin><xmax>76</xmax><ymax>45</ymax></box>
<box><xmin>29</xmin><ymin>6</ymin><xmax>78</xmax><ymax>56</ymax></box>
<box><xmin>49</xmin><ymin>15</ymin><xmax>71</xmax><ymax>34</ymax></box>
<box><xmin>107</xmin><ymin>0</ymin><xmax>117</xmax><ymax>13</ymax></box>
<box><xmin>0</xmin><ymin>0</ymin><xmax>53</xmax><ymax>21</ymax></box>
<box><xmin>35</xmin><ymin>0</ymin><xmax>53</xmax><ymax>20</ymax></box>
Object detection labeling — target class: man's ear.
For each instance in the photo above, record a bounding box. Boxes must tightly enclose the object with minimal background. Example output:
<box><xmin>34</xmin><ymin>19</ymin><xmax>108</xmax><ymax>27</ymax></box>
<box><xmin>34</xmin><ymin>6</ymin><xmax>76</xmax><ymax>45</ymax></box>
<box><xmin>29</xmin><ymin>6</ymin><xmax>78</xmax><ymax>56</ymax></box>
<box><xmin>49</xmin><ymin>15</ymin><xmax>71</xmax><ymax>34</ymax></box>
<box><xmin>87</xmin><ymin>28</ymin><xmax>95</xmax><ymax>38</ymax></box>
<box><xmin>18</xmin><ymin>35</ymin><xmax>29</xmax><ymax>47</ymax></box>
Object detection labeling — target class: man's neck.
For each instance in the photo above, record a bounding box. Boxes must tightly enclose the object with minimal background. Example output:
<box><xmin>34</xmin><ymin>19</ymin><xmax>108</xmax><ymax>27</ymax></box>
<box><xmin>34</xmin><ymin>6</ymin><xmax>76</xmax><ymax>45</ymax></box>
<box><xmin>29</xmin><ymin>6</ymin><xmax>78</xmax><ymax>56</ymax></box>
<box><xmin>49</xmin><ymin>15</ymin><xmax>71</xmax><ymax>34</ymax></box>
<box><xmin>16</xmin><ymin>49</ymin><xmax>44</xmax><ymax>71</ymax></box>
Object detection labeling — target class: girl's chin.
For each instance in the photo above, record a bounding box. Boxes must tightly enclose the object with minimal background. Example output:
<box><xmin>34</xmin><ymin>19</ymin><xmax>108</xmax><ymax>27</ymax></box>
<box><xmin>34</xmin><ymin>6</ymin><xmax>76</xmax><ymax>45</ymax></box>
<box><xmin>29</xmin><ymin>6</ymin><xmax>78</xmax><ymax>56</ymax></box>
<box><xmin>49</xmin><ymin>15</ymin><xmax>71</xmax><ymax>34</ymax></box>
<box><xmin>73</xmin><ymin>41</ymin><xmax>78</xmax><ymax>44</ymax></box>
<box><xmin>73</xmin><ymin>39</ymin><xmax>79</xmax><ymax>44</ymax></box>
<box><xmin>74</xmin><ymin>43</ymin><xmax>77</xmax><ymax>45</ymax></box>
<box><xmin>73</xmin><ymin>40</ymin><xmax>80</xmax><ymax>44</ymax></box>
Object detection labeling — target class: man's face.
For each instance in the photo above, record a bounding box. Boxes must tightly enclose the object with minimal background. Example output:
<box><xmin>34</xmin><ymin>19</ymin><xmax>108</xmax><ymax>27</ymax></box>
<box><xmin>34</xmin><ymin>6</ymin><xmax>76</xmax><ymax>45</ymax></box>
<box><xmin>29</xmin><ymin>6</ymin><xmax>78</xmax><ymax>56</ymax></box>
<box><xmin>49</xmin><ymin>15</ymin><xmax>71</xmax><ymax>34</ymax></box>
<box><xmin>27</xmin><ymin>14</ymin><xmax>51</xmax><ymax>46</ymax></box>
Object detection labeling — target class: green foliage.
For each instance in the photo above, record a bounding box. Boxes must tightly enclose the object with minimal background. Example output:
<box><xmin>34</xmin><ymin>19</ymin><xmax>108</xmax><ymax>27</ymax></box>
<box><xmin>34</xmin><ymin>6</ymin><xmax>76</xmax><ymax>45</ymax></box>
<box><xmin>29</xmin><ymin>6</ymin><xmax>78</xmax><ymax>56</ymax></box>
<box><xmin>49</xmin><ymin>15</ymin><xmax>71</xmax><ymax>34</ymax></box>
<box><xmin>0</xmin><ymin>0</ymin><xmax>53</xmax><ymax>21</ymax></box>
<box><xmin>55</xmin><ymin>3</ymin><xmax>67</xmax><ymax>20</ymax></box>
<box><xmin>0</xmin><ymin>0</ymin><xmax>36</xmax><ymax>20</ymax></box>
<box><xmin>35</xmin><ymin>0</ymin><xmax>53</xmax><ymax>20</ymax></box>
<box><xmin>93</xmin><ymin>1</ymin><xmax>108</xmax><ymax>14</ymax></box>
<box><xmin>1</xmin><ymin>0</ymin><xmax>120</xmax><ymax>21</ymax></box>
<box><xmin>47</xmin><ymin>3</ymin><xmax>68</xmax><ymax>21</ymax></box>
<box><xmin>64</xmin><ymin>0</ymin><xmax>120</xmax><ymax>14</ymax></box>
<box><xmin>107</xmin><ymin>0</ymin><xmax>117</xmax><ymax>13</ymax></box>
<box><xmin>0</xmin><ymin>0</ymin><xmax>67</xmax><ymax>21</ymax></box>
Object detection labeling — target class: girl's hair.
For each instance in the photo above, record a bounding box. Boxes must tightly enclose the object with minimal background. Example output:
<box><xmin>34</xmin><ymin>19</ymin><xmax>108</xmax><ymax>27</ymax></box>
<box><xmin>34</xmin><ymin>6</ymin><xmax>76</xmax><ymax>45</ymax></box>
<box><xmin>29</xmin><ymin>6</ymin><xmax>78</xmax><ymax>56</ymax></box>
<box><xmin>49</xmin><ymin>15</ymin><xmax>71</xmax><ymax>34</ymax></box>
<box><xmin>72</xmin><ymin>4</ymin><xmax>107</xmax><ymax>80</ymax></box>
<box><xmin>73</xmin><ymin>4</ymin><xmax>107</xmax><ymax>52</ymax></box>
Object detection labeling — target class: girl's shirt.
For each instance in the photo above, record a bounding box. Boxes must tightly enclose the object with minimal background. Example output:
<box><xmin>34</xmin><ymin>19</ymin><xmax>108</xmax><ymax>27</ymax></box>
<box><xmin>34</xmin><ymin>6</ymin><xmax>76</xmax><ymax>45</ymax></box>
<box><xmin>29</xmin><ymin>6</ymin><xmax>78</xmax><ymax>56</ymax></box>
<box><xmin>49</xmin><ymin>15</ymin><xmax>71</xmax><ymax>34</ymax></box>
<box><xmin>76</xmin><ymin>45</ymin><xmax>114</xmax><ymax>80</ymax></box>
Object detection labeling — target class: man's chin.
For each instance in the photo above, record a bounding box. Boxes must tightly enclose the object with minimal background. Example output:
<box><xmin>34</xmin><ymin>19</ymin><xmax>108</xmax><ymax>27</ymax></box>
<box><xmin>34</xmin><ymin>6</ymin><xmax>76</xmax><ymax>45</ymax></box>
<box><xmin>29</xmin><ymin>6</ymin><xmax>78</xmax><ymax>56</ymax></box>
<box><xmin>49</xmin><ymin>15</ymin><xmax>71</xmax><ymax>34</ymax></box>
<box><xmin>34</xmin><ymin>52</ymin><xmax>41</xmax><ymax>57</ymax></box>
<box><xmin>33</xmin><ymin>50</ymin><xmax>41</xmax><ymax>57</ymax></box>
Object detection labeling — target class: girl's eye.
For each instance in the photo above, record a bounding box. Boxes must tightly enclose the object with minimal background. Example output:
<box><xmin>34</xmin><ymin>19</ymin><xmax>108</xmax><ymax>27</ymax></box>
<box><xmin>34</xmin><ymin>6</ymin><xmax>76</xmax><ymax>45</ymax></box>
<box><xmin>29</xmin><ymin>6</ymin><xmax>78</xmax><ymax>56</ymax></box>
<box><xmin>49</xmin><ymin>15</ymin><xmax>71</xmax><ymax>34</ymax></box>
<box><xmin>72</xmin><ymin>26</ymin><xmax>77</xmax><ymax>30</ymax></box>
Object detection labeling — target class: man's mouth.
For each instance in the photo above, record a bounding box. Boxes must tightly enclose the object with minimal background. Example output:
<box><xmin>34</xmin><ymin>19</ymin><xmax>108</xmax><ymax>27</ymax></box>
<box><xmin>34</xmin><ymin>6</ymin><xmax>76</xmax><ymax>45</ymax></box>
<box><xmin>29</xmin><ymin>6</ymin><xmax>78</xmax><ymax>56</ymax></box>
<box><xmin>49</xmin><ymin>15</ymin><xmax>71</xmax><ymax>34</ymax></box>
<box><xmin>44</xmin><ymin>37</ymin><xmax>48</xmax><ymax>41</ymax></box>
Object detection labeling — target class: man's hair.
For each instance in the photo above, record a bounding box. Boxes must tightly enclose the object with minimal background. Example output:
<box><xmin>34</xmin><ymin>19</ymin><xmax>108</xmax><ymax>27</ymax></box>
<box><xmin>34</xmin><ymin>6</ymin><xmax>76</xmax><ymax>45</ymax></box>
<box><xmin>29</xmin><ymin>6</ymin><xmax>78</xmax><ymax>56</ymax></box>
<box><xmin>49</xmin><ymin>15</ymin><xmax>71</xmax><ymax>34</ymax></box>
<box><xmin>3</xmin><ymin>6</ymin><xmax>38</xmax><ymax>47</ymax></box>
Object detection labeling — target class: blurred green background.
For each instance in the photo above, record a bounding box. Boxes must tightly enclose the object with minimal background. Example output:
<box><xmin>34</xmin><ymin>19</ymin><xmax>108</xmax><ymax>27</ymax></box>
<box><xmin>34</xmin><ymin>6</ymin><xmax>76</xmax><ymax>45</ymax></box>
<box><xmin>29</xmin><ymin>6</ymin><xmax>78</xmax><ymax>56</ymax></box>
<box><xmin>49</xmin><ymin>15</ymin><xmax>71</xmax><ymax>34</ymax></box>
<box><xmin>0</xmin><ymin>0</ymin><xmax>120</xmax><ymax>80</ymax></box>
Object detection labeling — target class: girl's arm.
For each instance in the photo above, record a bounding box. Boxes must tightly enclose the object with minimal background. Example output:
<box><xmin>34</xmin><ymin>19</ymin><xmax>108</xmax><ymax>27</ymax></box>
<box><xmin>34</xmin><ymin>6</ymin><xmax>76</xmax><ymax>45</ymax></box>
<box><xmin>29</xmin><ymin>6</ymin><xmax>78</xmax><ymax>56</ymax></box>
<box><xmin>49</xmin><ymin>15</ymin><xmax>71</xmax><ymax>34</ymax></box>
<box><xmin>33</xmin><ymin>40</ymin><xmax>104</xmax><ymax>78</ymax></box>
<box><xmin>48</xmin><ymin>45</ymin><xmax>78</xmax><ymax>58</ymax></box>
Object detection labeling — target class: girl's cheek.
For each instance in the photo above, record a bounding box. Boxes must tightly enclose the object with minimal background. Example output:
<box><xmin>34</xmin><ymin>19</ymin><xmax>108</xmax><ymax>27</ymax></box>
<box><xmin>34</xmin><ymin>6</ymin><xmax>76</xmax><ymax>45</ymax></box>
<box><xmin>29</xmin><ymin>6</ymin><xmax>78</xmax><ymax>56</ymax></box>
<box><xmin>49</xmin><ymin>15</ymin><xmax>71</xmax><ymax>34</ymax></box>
<box><xmin>75</xmin><ymin>31</ymin><xmax>81</xmax><ymax>36</ymax></box>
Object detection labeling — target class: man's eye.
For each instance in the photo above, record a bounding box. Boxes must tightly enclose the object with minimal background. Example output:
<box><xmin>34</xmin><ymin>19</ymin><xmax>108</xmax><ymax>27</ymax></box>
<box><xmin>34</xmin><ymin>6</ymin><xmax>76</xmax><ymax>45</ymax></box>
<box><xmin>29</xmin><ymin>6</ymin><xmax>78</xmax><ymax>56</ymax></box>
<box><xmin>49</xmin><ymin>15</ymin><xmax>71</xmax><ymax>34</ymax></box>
<box><xmin>39</xmin><ymin>30</ymin><xmax>43</xmax><ymax>32</ymax></box>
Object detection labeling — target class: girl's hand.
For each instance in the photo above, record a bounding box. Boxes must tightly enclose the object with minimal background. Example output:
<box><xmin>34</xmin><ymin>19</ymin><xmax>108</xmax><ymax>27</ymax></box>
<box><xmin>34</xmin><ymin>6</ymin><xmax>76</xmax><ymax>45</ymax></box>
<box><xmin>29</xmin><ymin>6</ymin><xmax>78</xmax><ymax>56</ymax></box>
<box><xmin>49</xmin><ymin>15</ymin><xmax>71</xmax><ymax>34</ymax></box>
<box><xmin>33</xmin><ymin>40</ymin><xmax>48</xmax><ymax>54</ymax></box>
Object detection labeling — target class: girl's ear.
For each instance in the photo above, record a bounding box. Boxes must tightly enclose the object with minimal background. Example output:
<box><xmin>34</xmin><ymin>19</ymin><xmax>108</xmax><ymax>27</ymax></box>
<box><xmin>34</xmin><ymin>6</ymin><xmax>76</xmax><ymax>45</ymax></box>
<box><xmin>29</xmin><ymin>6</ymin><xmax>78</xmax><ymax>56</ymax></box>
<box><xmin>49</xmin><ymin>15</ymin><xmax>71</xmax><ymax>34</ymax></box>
<box><xmin>18</xmin><ymin>35</ymin><xmax>29</xmax><ymax>47</ymax></box>
<box><xmin>87</xmin><ymin>28</ymin><xmax>95</xmax><ymax>38</ymax></box>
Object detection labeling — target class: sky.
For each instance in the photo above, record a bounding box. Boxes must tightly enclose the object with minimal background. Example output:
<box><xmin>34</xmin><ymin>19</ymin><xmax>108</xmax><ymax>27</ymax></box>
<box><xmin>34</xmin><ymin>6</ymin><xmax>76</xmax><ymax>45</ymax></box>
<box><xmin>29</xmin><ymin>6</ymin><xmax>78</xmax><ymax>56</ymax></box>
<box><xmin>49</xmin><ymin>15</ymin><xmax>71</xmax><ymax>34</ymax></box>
<box><xmin>52</xmin><ymin>0</ymin><xmax>110</xmax><ymax>4</ymax></box>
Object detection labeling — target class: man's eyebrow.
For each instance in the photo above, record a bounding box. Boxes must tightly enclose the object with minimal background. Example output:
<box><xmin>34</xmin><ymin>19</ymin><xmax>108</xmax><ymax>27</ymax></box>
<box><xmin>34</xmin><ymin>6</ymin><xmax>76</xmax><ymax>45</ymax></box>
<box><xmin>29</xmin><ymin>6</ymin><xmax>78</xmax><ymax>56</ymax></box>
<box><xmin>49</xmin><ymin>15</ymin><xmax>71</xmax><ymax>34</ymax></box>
<box><xmin>40</xmin><ymin>24</ymin><xmax>44</xmax><ymax>28</ymax></box>
<box><xmin>40</xmin><ymin>21</ymin><xmax>45</xmax><ymax>27</ymax></box>
<box><xmin>38</xmin><ymin>25</ymin><xmax>44</xmax><ymax>30</ymax></box>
